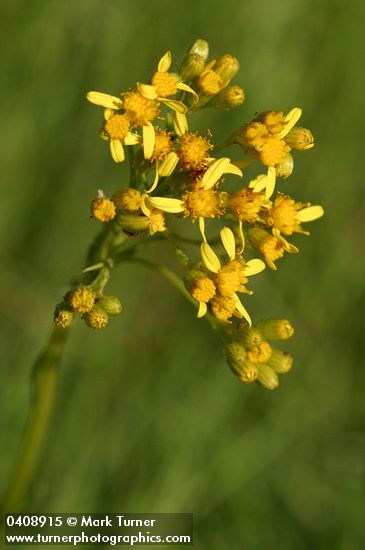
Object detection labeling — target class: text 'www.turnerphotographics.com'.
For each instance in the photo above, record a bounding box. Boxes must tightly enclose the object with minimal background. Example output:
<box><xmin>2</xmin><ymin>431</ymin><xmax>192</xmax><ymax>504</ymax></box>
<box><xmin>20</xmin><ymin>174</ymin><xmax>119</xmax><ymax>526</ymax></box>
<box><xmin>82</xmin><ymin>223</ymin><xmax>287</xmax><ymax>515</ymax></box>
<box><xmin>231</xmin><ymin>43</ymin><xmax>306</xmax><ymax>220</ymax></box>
<box><xmin>4</xmin><ymin>514</ymin><xmax>193</xmax><ymax>546</ymax></box>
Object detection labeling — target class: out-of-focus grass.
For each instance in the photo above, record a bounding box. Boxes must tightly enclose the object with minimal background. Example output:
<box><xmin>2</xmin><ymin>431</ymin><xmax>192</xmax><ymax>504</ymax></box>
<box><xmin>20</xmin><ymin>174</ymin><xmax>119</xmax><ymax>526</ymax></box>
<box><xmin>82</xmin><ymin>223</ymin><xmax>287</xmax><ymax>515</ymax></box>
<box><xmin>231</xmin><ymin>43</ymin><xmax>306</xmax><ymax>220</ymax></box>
<box><xmin>1</xmin><ymin>0</ymin><xmax>364</xmax><ymax>548</ymax></box>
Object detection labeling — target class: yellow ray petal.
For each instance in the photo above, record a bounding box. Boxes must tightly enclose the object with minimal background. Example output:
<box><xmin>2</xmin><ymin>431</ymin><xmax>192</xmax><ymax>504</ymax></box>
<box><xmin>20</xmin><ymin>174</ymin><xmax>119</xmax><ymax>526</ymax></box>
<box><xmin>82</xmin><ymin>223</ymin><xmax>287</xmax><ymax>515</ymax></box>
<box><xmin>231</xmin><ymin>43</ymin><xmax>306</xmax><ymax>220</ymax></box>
<box><xmin>197</xmin><ymin>301</ymin><xmax>207</xmax><ymax>318</ymax></box>
<box><xmin>123</xmin><ymin>132</ymin><xmax>140</xmax><ymax>145</ymax></box>
<box><xmin>225</xmin><ymin>163</ymin><xmax>243</xmax><ymax>177</ymax></box>
<box><xmin>86</xmin><ymin>91</ymin><xmax>123</xmax><ymax>110</ymax></box>
<box><xmin>159</xmin><ymin>151</ymin><xmax>180</xmax><ymax>177</ymax></box>
<box><xmin>279</xmin><ymin>107</ymin><xmax>302</xmax><ymax>138</ymax></box>
<box><xmin>249</xmin><ymin>174</ymin><xmax>268</xmax><ymax>192</ymax></box>
<box><xmin>199</xmin><ymin>217</ymin><xmax>207</xmax><ymax>242</ymax></box>
<box><xmin>146</xmin><ymin>196</ymin><xmax>185</xmax><ymax>213</ymax></box>
<box><xmin>141</xmin><ymin>195</ymin><xmax>151</xmax><ymax>217</ymax></box>
<box><xmin>146</xmin><ymin>162</ymin><xmax>159</xmax><ymax>194</ymax></box>
<box><xmin>265</xmin><ymin>166</ymin><xmax>276</xmax><ymax>199</ymax></box>
<box><xmin>109</xmin><ymin>139</ymin><xmax>125</xmax><ymax>163</ymax></box>
<box><xmin>238</xmin><ymin>220</ymin><xmax>245</xmax><ymax>253</ymax></box>
<box><xmin>297</xmin><ymin>205</ymin><xmax>324</xmax><ymax>222</ymax></box>
<box><xmin>243</xmin><ymin>259</ymin><xmax>266</xmax><ymax>276</ymax></box>
<box><xmin>176</xmin><ymin>82</ymin><xmax>199</xmax><ymax>103</ymax></box>
<box><xmin>200</xmin><ymin>242</ymin><xmax>221</xmax><ymax>273</ymax></box>
<box><xmin>158</xmin><ymin>51</ymin><xmax>172</xmax><ymax>72</ymax></box>
<box><xmin>202</xmin><ymin>157</ymin><xmax>231</xmax><ymax>189</ymax></box>
<box><xmin>104</xmin><ymin>108</ymin><xmax>114</xmax><ymax>120</ymax></box>
<box><xmin>220</xmin><ymin>226</ymin><xmax>236</xmax><ymax>261</ymax></box>
<box><xmin>142</xmin><ymin>122</ymin><xmax>155</xmax><ymax>160</ymax></box>
<box><xmin>233</xmin><ymin>294</ymin><xmax>252</xmax><ymax>326</ymax></box>
<box><xmin>160</xmin><ymin>99</ymin><xmax>187</xmax><ymax>113</ymax></box>
<box><xmin>173</xmin><ymin>111</ymin><xmax>188</xmax><ymax>136</ymax></box>
<box><xmin>137</xmin><ymin>82</ymin><xmax>158</xmax><ymax>100</ymax></box>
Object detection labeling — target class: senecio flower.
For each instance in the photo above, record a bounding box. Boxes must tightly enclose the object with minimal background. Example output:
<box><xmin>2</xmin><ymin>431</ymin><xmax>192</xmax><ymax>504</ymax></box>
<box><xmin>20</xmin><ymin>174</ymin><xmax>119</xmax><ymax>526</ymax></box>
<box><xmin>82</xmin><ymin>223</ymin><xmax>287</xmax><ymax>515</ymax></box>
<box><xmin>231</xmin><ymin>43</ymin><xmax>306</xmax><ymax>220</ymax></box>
<box><xmin>59</xmin><ymin>38</ymin><xmax>325</xmax><ymax>391</ymax></box>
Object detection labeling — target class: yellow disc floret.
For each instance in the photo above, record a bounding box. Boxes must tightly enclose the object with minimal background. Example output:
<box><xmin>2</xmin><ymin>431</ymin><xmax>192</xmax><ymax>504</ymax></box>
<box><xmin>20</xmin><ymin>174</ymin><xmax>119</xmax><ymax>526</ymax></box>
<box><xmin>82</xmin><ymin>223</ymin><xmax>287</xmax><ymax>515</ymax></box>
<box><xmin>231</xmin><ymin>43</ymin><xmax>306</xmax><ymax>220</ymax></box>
<box><xmin>91</xmin><ymin>197</ymin><xmax>116</xmax><ymax>222</ymax></box>
<box><xmin>151</xmin><ymin>129</ymin><xmax>174</xmax><ymax>161</ymax></box>
<box><xmin>83</xmin><ymin>305</ymin><xmax>109</xmax><ymax>329</ymax></box>
<box><xmin>258</xmin><ymin>135</ymin><xmax>291</xmax><ymax>167</ymax></box>
<box><xmin>259</xmin><ymin>111</ymin><xmax>287</xmax><ymax>134</ymax></box>
<box><xmin>236</xmin><ymin>122</ymin><xmax>269</xmax><ymax>149</ymax></box>
<box><xmin>267</xmin><ymin>193</ymin><xmax>306</xmax><ymax>235</ymax></box>
<box><xmin>151</xmin><ymin>71</ymin><xmax>177</xmax><ymax>97</ymax></box>
<box><xmin>197</xmin><ymin>69</ymin><xmax>224</xmax><ymax>95</ymax></box>
<box><xmin>104</xmin><ymin>114</ymin><xmax>130</xmax><ymax>140</ymax></box>
<box><xmin>113</xmin><ymin>188</ymin><xmax>142</xmax><ymax>212</ymax></box>
<box><xmin>183</xmin><ymin>188</ymin><xmax>222</xmax><ymax>219</ymax></box>
<box><xmin>67</xmin><ymin>287</ymin><xmax>95</xmax><ymax>313</ymax></box>
<box><xmin>190</xmin><ymin>276</ymin><xmax>216</xmax><ymax>303</ymax></box>
<box><xmin>210</xmin><ymin>295</ymin><xmax>236</xmax><ymax>322</ymax></box>
<box><xmin>229</xmin><ymin>188</ymin><xmax>270</xmax><ymax>224</ymax></box>
<box><xmin>123</xmin><ymin>89</ymin><xmax>160</xmax><ymax>127</ymax></box>
<box><xmin>178</xmin><ymin>132</ymin><xmax>212</xmax><ymax>170</ymax></box>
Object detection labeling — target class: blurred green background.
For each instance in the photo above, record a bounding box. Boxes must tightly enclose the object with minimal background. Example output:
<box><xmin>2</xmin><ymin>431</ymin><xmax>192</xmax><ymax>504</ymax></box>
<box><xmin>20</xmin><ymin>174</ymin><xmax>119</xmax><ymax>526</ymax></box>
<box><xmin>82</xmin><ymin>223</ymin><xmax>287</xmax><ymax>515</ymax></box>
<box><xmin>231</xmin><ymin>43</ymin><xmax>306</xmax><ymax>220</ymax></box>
<box><xmin>1</xmin><ymin>0</ymin><xmax>364</xmax><ymax>548</ymax></box>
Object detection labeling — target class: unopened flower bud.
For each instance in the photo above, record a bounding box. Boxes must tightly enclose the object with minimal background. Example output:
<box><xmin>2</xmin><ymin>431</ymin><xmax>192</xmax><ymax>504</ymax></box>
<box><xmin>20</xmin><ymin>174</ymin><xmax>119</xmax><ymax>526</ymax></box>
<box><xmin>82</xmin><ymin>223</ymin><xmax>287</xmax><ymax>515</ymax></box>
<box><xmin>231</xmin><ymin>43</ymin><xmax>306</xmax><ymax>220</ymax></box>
<box><xmin>225</xmin><ymin>343</ymin><xmax>257</xmax><ymax>383</ymax></box>
<box><xmin>188</xmin><ymin>38</ymin><xmax>209</xmax><ymax>61</ymax></box>
<box><xmin>83</xmin><ymin>304</ymin><xmax>108</xmax><ymax>329</ymax></box>
<box><xmin>256</xmin><ymin>364</ymin><xmax>279</xmax><ymax>390</ymax></box>
<box><xmin>214</xmin><ymin>55</ymin><xmax>240</xmax><ymax>83</ymax></box>
<box><xmin>54</xmin><ymin>303</ymin><xmax>74</xmax><ymax>328</ymax></box>
<box><xmin>91</xmin><ymin>197</ymin><xmax>116</xmax><ymax>222</ymax></box>
<box><xmin>267</xmin><ymin>349</ymin><xmax>293</xmax><ymax>373</ymax></box>
<box><xmin>118</xmin><ymin>213</ymin><xmax>150</xmax><ymax>233</ymax></box>
<box><xmin>226</xmin><ymin>341</ymin><xmax>247</xmax><ymax>367</ymax></box>
<box><xmin>210</xmin><ymin>85</ymin><xmax>245</xmax><ymax>109</ymax></box>
<box><xmin>285</xmin><ymin>127</ymin><xmax>314</xmax><ymax>150</ymax></box>
<box><xmin>180</xmin><ymin>53</ymin><xmax>205</xmax><ymax>81</ymax></box>
<box><xmin>275</xmin><ymin>152</ymin><xmax>294</xmax><ymax>179</ymax></box>
<box><xmin>98</xmin><ymin>295</ymin><xmax>122</xmax><ymax>315</ymax></box>
<box><xmin>66</xmin><ymin>287</ymin><xmax>95</xmax><ymax>313</ymax></box>
<box><xmin>255</xmin><ymin>319</ymin><xmax>294</xmax><ymax>340</ymax></box>
<box><xmin>113</xmin><ymin>188</ymin><xmax>142</xmax><ymax>212</ymax></box>
<box><xmin>238</xmin><ymin>326</ymin><xmax>264</xmax><ymax>349</ymax></box>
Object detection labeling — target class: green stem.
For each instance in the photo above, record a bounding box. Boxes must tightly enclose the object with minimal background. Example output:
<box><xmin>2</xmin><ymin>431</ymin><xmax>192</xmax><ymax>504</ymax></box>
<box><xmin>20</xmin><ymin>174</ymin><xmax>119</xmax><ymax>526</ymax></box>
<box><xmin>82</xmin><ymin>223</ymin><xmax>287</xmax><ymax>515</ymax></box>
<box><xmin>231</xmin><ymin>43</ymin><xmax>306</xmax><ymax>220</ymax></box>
<box><xmin>1</xmin><ymin>327</ymin><xmax>69</xmax><ymax>513</ymax></box>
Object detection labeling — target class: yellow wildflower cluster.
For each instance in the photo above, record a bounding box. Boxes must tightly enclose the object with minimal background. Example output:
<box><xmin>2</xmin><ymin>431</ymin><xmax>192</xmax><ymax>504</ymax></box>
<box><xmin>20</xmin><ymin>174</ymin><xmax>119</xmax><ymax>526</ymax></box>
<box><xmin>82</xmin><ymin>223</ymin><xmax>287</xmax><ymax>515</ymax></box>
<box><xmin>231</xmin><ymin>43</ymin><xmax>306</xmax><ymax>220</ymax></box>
<box><xmin>54</xmin><ymin>39</ymin><xmax>325</xmax><ymax>390</ymax></box>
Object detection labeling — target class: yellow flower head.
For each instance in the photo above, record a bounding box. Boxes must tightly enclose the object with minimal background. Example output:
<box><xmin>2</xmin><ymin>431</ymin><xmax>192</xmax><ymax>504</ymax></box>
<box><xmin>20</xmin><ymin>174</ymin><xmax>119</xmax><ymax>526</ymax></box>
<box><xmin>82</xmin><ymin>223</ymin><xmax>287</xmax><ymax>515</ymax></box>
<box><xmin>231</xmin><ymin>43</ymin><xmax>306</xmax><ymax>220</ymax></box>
<box><xmin>186</xmin><ymin>267</ymin><xmax>216</xmax><ymax>303</ymax></box>
<box><xmin>197</xmin><ymin>61</ymin><xmax>224</xmax><ymax>95</ymax></box>
<box><xmin>104</xmin><ymin>114</ymin><xmax>130</xmax><ymax>140</ymax></box>
<box><xmin>236</xmin><ymin>122</ymin><xmax>269</xmax><ymax>150</ymax></box>
<box><xmin>178</xmin><ymin>132</ymin><xmax>212</xmax><ymax>170</ymax></box>
<box><xmin>267</xmin><ymin>193</ymin><xmax>324</xmax><ymax>236</ymax></box>
<box><xmin>258</xmin><ymin>136</ymin><xmax>291</xmax><ymax>167</ymax></box>
<box><xmin>123</xmin><ymin>88</ymin><xmax>160</xmax><ymax>127</ymax></box>
<box><xmin>84</xmin><ymin>305</ymin><xmax>109</xmax><ymax>329</ymax></box>
<box><xmin>151</xmin><ymin>70</ymin><xmax>178</xmax><ymax>98</ymax></box>
<box><xmin>210</xmin><ymin>295</ymin><xmax>237</xmax><ymax>322</ymax></box>
<box><xmin>248</xmin><ymin>227</ymin><xmax>298</xmax><ymax>270</ymax></box>
<box><xmin>229</xmin><ymin>188</ymin><xmax>271</xmax><ymax>224</ymax></box>
<box><xmin>183</xmin><ymin>188</ymin><xmax>223</xmax><ymax>219</ymax></box>
<box><xmin>67</xmin><ymin>287</ymin><xmax>95</xmax><ymax>313</ymax></box>
<box><xmin>91</xmin><ymin>197</ymin><xmax>116</xmax><ymax>222</ymax></box>
<box><xmin>147</xmin><ymin>208</ymin><xmax>166</xmax><ymax>235</ymax></box>
<box><xmin>113</xmin><ymin>188</ymin><xmax>142</xmax><ymax>213</ymax></box>
<box><xmin>150</xmin><ymin>129</ymin><xmax>174</xmax><ymax>161</ymax></box>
